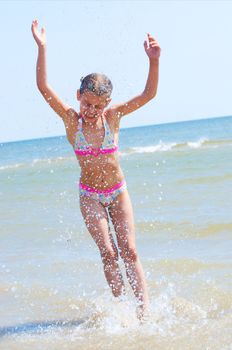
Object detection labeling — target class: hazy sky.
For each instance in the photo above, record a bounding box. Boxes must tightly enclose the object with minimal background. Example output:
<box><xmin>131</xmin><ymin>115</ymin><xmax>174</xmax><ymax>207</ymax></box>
<box><xmin>1</xmin><ymin>0</ymin><xmax>232</xmax><ymax>143</ymax></box>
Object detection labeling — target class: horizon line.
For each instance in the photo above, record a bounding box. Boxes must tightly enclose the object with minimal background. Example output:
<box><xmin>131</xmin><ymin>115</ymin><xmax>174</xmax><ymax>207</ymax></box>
<box><xmin>1</xmin><ymin>114</ymin><xmax>231</xmax><ymax>145</ymax></box>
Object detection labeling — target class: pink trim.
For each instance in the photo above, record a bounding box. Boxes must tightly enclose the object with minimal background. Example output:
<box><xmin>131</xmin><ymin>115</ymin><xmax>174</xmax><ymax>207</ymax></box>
<box><xmin>80</xmin><ymin>180</ymin><xmax>125</xmax><ymax>194</ymax></box>
<box><xmin>75</xmin><ymin>146</ymin><xmax>118</xmax><ymax>157</ymax></box>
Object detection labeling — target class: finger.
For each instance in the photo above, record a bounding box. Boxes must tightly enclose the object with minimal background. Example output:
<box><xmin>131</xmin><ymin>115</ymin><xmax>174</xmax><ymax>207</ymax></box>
<box><xmin>143</xmin><ymin>40</ymin><xmax>148</xmax><ymax>51</ymax></box>
<box><xmin>31</xmin><ymin>23</ymin><xmax>36</xmax><ymax>34</ymax></box>
<box><xmin>32</xmin><ymin>19</ymin><xmax>38</xmax><ymax>26</ymax></box>
<box><xmin>31</xmin><ymin>20</ymin><xmax>38</xmax><ymax>33</ymax></box>
<box><xmin>148</xmin><ymin>33</ymin><xmax>156</xmax><ymax>42</ymax></box>
<box><xmin>150</xmin><ymin>41</ymin><xmax>160</xmax><ymax>47</ymax></box>
<box><xmin>149</xmin><ymin>37</ymin><xmax>156</xmax><ymax>44</ymax></box>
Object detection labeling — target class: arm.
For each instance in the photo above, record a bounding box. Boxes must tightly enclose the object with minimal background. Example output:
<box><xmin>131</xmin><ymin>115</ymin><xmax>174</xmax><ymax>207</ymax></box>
<box><xmin>108</xmin><ymin>34</ymin><xmax>161</xmax><ymax>121</ymax></box>
<box><xmin>31</xmin><ymin>20</ymin><xmax>74</xmax><ymax>120</ymax></box>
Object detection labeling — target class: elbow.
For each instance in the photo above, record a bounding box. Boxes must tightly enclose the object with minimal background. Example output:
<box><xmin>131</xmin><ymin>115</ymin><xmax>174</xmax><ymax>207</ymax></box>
<box><xmin>142</xmin><ymin>90</ymin><xmax>157</xmax><ymax>102</ymax></box>
<box><xmin>148</xmin><ymin>87</ymin><xmax>158</xmax><ymax>100</ymax></box>
<box><xmin>37</xmin><ymin>83</ymin><xmax>49</xmax><ymax>95</ymax></box>
<box><xmin>148</xmin><ymin>91</ymin><xmax>157</xmax><ymax>100</ymax></box>
<box><xmin>36</xmin><ymin>76</ymin><xmax>48</xmax><ymax>93</ymax></box>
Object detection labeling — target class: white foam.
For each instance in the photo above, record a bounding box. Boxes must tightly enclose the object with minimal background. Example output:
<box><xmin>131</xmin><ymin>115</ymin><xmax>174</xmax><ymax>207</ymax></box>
<box><xmin>120</xmin><ymin>138</ymin><xmax>211</xmax><ymax>156</ymax></box>
<box><xmin>0</xmin><ymin>163</ymin><xmax>24</xmax><ymax>171</ymax></box>
<box><xmin>120</xmin><ymin>142</ymin><xmax>176</xmax><ymax>156</ymax></box>
<box><xmin>0</xmin><ymin>156</ymin><xmax>75</xmax><ymax>172</ymax></box>
<box><xmin>187</xmin><ymin>137</ymin><xmax>208</xmax><ymax>149</ymax></box>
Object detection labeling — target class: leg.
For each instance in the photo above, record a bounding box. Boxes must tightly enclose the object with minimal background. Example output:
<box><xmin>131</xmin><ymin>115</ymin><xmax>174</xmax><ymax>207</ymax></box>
<box><xmin>108</xmin><ymin>189</ymin><xmax>149</xmax><ymax>318</ymax></box>
<box><xmin>80</xmin><ymin>195</ymin><xmax>125</xmax><ymax>297</ymax></box>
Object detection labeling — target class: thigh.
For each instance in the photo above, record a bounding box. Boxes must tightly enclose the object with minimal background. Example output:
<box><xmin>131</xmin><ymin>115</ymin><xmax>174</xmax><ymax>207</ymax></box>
<box><xmin>108</xmin><ymin>189</ymin><xmax>136</xmax><ymax>253</ymax></box>
<box><xmin>80</xmin><ymin>195</ymin><xmax>116</xmax><ymax>252</ymax></box>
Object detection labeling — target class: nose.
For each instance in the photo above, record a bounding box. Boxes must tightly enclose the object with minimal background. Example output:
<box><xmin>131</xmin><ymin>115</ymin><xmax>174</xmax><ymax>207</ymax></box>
<box><xmin>88</xmin><ymin>105</ymin><xmax>95</xmax><ymax>113</ymax></box>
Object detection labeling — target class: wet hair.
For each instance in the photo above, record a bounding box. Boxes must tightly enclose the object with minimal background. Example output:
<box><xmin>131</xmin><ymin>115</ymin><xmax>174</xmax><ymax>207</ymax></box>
<box><xmin>80</xmin><ymin>73</ymin><xmax>113</xmax><ymax>97</ymax></box>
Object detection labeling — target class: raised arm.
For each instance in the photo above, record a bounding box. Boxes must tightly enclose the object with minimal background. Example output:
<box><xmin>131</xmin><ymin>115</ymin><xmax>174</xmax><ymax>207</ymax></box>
<box><xmin>107</xmin><ymin>34</ymin><xmax>161</xmax><ymax>122</ymax></box>
<box><xmin>31</xmin><ymin>20</ymin><xmax>74</xmax><ymax>120</ymax></box>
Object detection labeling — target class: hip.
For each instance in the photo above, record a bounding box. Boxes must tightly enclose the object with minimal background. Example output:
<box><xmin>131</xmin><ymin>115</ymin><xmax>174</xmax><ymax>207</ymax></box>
<box><xmin>79</xmin><ymin>179</ymin><xmax>127</xmax><ymax>207</ymax></box>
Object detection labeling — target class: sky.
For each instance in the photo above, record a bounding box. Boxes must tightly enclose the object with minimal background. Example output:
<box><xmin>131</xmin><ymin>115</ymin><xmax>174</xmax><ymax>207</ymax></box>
<box><xmin>0</xmin><ymin>0</ymin><xmax>232</xmax><ymax>143</ymax></box>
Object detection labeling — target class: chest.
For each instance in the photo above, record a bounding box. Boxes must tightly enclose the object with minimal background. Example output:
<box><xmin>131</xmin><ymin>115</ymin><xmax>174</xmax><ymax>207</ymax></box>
<box><xmin>82</xmin><ymin>127</ymin><xmax>106</xmax><ymax>148</ymax></box>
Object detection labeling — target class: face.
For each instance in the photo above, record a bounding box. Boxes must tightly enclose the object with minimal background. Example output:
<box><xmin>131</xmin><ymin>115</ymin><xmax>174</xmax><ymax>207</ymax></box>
<box><xmin>77</xmin><ymin>90</ymin><xmax>111</xmax><ymax>123</ymax></box>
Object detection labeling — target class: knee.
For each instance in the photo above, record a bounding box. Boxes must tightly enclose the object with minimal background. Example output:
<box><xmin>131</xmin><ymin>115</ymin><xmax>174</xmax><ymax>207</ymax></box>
<box><xmin>101</xmin><ymin>246</ymin><xmax>119</xmax><ymax>266</ymax></box>
<box><xmin>120</xmin><ymin>246</ymin><xmax>137</xmax><ymax>263</ymax></box>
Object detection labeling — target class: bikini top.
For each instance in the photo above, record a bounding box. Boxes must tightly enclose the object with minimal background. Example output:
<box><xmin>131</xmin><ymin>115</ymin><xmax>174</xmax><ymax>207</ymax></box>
<box><xmin>74</xmin><ymin>116</ymin><xmax>118</xmax><ymax>157</ymax></box>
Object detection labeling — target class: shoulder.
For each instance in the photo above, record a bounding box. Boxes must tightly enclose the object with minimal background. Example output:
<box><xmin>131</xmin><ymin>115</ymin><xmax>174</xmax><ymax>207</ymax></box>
<box><xmin>104</xmin><ymin>107</ymin><xmax>121</xmax><ymax>133</ymax></box>
<box><xmin>66</xmin><ymin>108</ymin><xmax>79</xmax><ymax>119</ymax></box>
<box><xmin>62</xmin><ymin>108</ymin><xmax>80</xmax><ymax>146</ymax></box>
<box><xmin>63</xmin><ymin>108</ymin><xmax>79</xmax><ymax>127</ymax></box>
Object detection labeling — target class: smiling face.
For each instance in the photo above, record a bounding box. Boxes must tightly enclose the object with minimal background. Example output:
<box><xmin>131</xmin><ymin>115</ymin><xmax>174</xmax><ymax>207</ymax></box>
<box><xmin>77</xmin><ymin>90</ymin><xmax>111</xmax><ymax>123</ymax></box>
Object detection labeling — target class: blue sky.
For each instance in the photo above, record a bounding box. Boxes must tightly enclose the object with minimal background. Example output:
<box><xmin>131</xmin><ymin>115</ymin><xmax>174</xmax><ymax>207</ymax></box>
<box><xmin>1</xmin><ymin>0</ymin><xmax>232</xmax><ymax>142</ymax></box>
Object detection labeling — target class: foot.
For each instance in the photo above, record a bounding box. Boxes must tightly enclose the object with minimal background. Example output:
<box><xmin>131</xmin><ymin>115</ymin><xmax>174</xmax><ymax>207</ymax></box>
<box><xmin>136</xmin><ymin>302</ymin><xmax>150</xmax><ymax>323</ymax></box>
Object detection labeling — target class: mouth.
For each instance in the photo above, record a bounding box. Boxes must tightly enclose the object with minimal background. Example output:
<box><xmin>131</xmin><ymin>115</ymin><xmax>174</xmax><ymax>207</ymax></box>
<box><xmin>84</xmin><ymin>113</ymin><xmax>98</xmax><ymax>119</ymax></box>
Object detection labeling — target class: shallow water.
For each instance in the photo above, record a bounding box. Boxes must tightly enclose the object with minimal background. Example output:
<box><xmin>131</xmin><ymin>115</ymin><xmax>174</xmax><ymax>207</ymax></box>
<box><xmin>1</xmin><ymin>116</ymin><xmax>232</xmax><ymax>349</ymax></box>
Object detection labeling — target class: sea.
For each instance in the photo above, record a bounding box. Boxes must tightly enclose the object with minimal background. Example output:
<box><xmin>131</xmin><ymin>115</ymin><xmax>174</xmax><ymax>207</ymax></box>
<box><xmin>1</xmin><ymin>116</ymin><xmax>232</xmax><ymax>350</ymax></box>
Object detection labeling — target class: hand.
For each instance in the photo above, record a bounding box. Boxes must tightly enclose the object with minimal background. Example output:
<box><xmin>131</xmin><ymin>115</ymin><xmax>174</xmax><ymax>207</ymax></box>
<box><xmin>31</xmin><ymin>19</ymin><xmax>46</xmax><ymax>47</ymax></box>
<box><xmin>144</xmin><ymin>34</ymin><xmax>161</xmax><ymax>60</ymax></box>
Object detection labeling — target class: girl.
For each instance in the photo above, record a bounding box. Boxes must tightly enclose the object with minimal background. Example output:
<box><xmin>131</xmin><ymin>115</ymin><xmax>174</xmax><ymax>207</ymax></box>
<box><xmin>31</xmin><ymin>19</ymin><xmax>161</xmax><ymax>319</ymax></box>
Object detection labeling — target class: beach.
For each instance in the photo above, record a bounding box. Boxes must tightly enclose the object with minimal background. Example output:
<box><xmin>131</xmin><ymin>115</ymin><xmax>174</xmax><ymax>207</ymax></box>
<box><xmin>1</xmin><ymin>116</ymin><xmax>232</xmax><ymax>349</ymax></box>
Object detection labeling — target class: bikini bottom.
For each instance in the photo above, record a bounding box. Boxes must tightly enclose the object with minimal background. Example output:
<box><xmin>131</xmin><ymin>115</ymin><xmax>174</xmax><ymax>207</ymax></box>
<box><xmin>79</xmin><ymin>180</ymin><xmax>127</xmax><ymax>207</ymax></box>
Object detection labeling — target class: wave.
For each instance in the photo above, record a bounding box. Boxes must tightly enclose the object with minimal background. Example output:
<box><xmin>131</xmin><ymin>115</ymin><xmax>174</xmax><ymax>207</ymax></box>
<box><xmin>120</xmin><ymin>138</ymin><xmax>232</xmax><ymax>156</ymax></box>
<box><xmin>0</xmin><ymin>156</ymin><xmax>75</xmax><ymax>171</ymax></box>
<box><xmin>0</xmin><ymin>163</ymin><xmax>24</xmax><ymax>171</ymax></box>
<box><xmin>1</xmin><ymin>137</ymin><xmax>231</xmax><ymax>170</ymax></box>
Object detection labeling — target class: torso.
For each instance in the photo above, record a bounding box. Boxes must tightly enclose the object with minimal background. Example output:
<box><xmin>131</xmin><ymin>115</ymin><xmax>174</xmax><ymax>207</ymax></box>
<box><xmin>65</xmin><ymin>109</ymin><xmax>124</xmax><ymax>190</ymax></box>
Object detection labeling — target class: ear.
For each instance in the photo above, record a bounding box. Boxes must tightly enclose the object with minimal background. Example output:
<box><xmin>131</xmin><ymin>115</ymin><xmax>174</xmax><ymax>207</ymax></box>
<box><xmin>76</xmin><ymin>89</ymin><xmax>81</xmax><ymax>101</ymax></box>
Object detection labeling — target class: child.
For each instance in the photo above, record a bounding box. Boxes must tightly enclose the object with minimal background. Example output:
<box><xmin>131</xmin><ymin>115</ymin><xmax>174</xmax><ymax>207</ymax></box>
<box><xmin>31</xmin><ymin>19</ymin><xmax>161</xmax><ymax>319</ymax></box>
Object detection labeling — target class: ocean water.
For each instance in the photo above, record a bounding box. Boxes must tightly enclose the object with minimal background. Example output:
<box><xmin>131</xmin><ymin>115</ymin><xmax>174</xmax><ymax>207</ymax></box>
<box><xmin>1</xmin><ymin>116</ymin><xmax>232</xmax><ymax>350</ymax></box>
